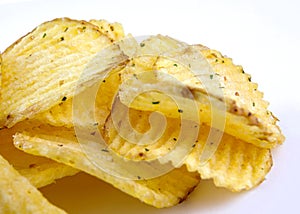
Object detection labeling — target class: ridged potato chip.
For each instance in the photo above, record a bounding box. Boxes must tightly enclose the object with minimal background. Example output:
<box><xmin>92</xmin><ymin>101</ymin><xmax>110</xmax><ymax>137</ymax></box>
<box><xmin>0</xmin><ymin>18</ymin><xmax>127</xmax><ymax>128</ymax></box>
<box><xmin>118</xmin><ymin>35</ymin><xmax>284</xmax><ymax>148</ymax></box>
<box><xmin>184</xmin><ymin>126</ymin><xmax>272</xmax><ymax>191</ymax></box>
<box><xmin>0</xmin><ymin>154</ymin><xmax>66</xmax><ymax>214</ymax></box>
<box><xmin>0</xmin><ymin>122</ymin><xmax>79</xmax><ymax>188</ymax></box>
<box><xmin>13</xmin><ymin>126</ymin><xmax>200</xmax><ymax>208</ymax></box>
<box><xmin>33</xmin><ymin>19</ymin><xmax>127</xmax><ymax>129</ymax></box>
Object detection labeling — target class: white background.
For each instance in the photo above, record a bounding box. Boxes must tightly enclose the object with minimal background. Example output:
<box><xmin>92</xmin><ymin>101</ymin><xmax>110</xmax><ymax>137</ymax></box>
<box><xmin>0</xmin><ymin>0</ymin><xmax>299</xmax><ymax>213</ymax></box>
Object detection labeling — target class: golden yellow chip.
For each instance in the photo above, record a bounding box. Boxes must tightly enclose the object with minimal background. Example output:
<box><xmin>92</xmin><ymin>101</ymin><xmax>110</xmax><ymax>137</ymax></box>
<box><xmin>0</xmin><ymin>122</ymin><xmax>79</xmax><ymax>188</ymax></box>
<box><xmin>103</xmin><ymin>107</ymin><xmax>272</xmax><ymax>191</ymax></box>
<box><xmin>0</xmin><ymin>154</ymin><xmax>66</xmax><ymax>213</ymax></box>
<box><xmin>13</xmin><ymin>126</ymin><xmax>200</xmax><ymax>208</ymax></box>
<box><xmin>0</xmin><ymin>17</ymin><xmax>127</xmax><ymax>128</ymax></box>
<box><xmin>31</xmin><ymin>19</ymin><xmax>127</xmax><ymax>129</ymax></box>
<box><xmin>118</xmin><ymin>35</ymin><xmax>284</xmax><ymax>148</ymax></box>
<box><xmin>184</xmin><ymin>126</ymin><xmax>272</xmax><ymax>192</ymax></box>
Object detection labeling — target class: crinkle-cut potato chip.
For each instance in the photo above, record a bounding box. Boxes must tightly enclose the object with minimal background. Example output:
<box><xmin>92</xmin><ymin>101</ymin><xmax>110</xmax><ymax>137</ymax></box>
<box><xmin>32</xmin><ymin>19</ymin><xmax>126</xmax><ymax>129</ymax></box>
<box><xmin>118</xmin><ymin>35</ymin><xmax>284</xmax><ymax>148</ymax></box>
<box><xmin>103</xmin><ymin>107</ymin><xmax>272</xmax><ymax>191</ymax></box>
<box><xmin>0</xmin><ymin>121</ymin><xmax>79</xmax><ymax>188</ymax></box>
<box><xmin>0</xmin><ymin>154</ymin><xmax>66</xmax><ymax>214</ymax></box>
<box><xmin>0</xmin><ymin>17</ymin><xmax>128</xmax><ymax>128</ymax></box>
<box><xmin>13</xmin><ymin>127</ymin><xmax>200</xmax><ymax>208</ymax></box>
<box><xmin>89</xmin><ymin>19</ymin><xmax>125</xmax><ymax>42</ymax></box>
<box><xmin>184</xmin><ymin>126</ymin><xmax>272</xmax><ymax>192</ymax></box>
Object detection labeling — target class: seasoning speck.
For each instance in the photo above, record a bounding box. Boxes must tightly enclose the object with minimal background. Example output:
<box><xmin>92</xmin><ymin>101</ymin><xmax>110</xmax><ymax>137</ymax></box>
<box><xmin>152</xmin><ymin>101</ymin><xmax>160</xmax><ymax>105</ymax></box>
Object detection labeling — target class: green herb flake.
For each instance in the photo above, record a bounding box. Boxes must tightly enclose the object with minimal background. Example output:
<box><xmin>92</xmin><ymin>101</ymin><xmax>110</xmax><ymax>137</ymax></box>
<box><xmin>140</xmin><ymin>43</ymin><xmax>145</xmax><ymax>47</ymax></box>
<box><xmin>253</xmin><ymin>102</ymin><xmax>255</xmax><ymax>107</ymax></box>
<box><xmin>64</xmin><ymin>27</ymin><xmax>69</xmax><ymax>32</ymax></box>
<box><xmin>145</xmin><ymin>148</ymin><xmax>149</xmax><ymax>152</ymax></box>
<box><xmin>42</xmin><ymin>33</ymin><xmax>47</xmax><ymax>38</ymax></box>
<box><xmin>83</xmin><ymin>26</ymin><xmax>86</xmax><ymax>30</ymax></box>
<box><xmin>173</xmin><ymin>63</ymin><xmax>178</xmax><ymax>67</ymax></box>
<box><xmin>210</xmin><ymin>74</ymin><xmax>214</xmax><ymax>80</ymax></box>
<box><xmin>152</xmin><ymin>101</ymin><xmax>160</xmax><ymax>105</ymax></box>
<box><xmin>61</xmin><ymin>96</ymin><xmax>67</xmax><ymax>102</ymax></box>
<box><xmin>101</xmin><ymin>149</ymin><xmax>109</xmax><ymax>153</ymax></box>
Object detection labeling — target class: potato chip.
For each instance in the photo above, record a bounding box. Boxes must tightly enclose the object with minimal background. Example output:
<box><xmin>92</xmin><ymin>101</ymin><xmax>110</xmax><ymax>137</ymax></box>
<box><xmin>0</xmin><ymin>154</ymin><xmax>66</xmax><ymax>213</ymax></box>
<box><xmin>13</xmin><ymin>126</ymin><xmax>200</xmax><ymax>208</ymax></box>
<box><xmin>118</xmin><ymin>35</ymin><xmax>284</xmax><ymax>148</ymax></box>
<box><xmin>0</xmin><ymin>122</ymin><xmax>79</xmax><ymax>188</ymax></box>
<box><xmin>32</xmin><ymin>19</ymin><xmax>127</xmax><ymax>129</ymax></box>
<box><xmin>184</xmin><ymin>126</ymin><xmax>272</xmax><ymax>192</ymax></box>
<box><xmin>103</xmin><ymin>107</ymin><xmax>272</xmax><ymax>191</ymax></box>
<box><xmin>0</xmin><ymin>17</ymin><xmax>128</xmax><ymax>128</ymax></box>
